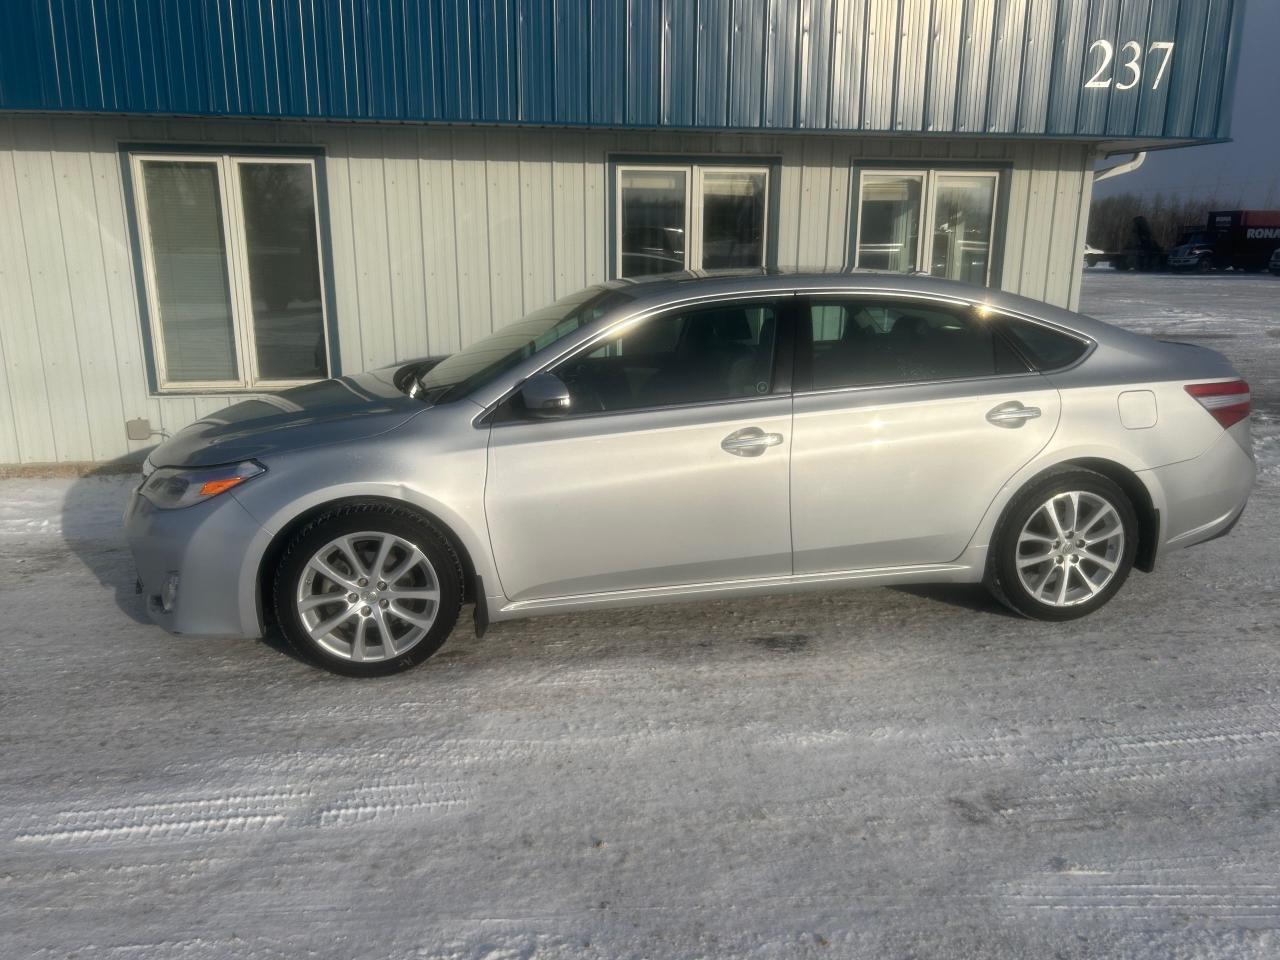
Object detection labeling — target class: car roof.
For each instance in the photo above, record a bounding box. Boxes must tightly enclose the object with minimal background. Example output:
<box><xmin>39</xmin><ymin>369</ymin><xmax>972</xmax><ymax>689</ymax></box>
<box><xmin>601</xmin><ymin>267</ymin><xmax>1113</xmax><ymax>342</ymax></box>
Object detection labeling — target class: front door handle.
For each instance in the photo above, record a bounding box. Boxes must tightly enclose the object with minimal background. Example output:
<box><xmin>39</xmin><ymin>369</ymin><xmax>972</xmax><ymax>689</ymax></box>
<box><xmin>986</xmin><ymin>401</ymin><xmax>1042</xmax><ymax>428</ymax></box>
<box><xmin>721</xmin><ymin>427</ymin><xmax>784</xmax><ymax>458</ymax></box>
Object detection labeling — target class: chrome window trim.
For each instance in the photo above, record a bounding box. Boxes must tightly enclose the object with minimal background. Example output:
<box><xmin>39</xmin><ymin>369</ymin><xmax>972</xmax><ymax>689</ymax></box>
<box><xmin>791</xmin><ymin>369</ymin><xmax>1045</xmax><ymax>401</ymax></box>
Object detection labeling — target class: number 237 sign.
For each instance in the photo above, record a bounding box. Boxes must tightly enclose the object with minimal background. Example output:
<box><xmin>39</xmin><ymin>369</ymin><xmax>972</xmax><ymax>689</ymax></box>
<box><xmin>1085</xmin><ymin>40</ymin><xmax>1175</xmax><ymax>91</ymax></box>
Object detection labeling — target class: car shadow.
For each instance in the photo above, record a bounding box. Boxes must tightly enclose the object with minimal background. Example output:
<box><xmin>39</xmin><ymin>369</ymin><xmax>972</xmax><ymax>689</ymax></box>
<box><xmin>61</xmin><ymin>453</ymin><xmax>151</xmax><ymax>625</ymax></box>
<box><xmin>890</xmin><ymin>583</ymin><xmax>1022</xmax><ymax>618</ymax></box>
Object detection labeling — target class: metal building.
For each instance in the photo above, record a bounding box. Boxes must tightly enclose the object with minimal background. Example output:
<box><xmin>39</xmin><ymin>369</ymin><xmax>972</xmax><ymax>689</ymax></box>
<box><xmin>0</xmin><ymin>0</ymin><xmax>1245</xmax><ymax>465</ymax></box>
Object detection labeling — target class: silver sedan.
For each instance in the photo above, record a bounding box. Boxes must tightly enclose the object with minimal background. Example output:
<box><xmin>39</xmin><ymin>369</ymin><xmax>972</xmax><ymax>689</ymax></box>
<box><xmin>124</xmin><ymin>271</ymin><xmax>1256</xmax><ymax>676</ymax></box>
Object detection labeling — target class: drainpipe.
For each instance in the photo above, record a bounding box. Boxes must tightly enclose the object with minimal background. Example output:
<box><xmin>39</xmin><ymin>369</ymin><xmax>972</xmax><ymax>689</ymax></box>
<box><xmin>1094</xmin><ymin>151</ymin><xmax>1147</xmax><ymax>184</ymax></box>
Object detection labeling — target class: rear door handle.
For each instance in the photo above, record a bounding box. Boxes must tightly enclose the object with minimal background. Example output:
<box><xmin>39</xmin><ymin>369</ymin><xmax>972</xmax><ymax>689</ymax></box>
<box><xmin>721</xmin><ymin>427</ymin><xmax>784</xmax><ymax>457</ymax></box>
<box><xmin>986</xmin><ymin>401</ymin><xmax>1042</xmax><ymax>428</ymax></box>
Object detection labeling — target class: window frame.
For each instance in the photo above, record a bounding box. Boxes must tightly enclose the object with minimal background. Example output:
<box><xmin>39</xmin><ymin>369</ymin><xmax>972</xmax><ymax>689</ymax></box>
<box><xmin>792</xmin><ymin>293</ymin><xmax>1038</xmax><ymax>396</ymax></box>
<box><xmin>612</xmin><ymin>159</ymin><xmax>775</xmax><ymax>279</ymax></box>
<box><xmin>127</xmin><ymin>149</ymin><xmax>333</xmax><ymax>393</ymax></box>
<box><xmin>852</xmin><ymin>167</ymin><xmax>1003</xmax><ymax>286</ymax></box>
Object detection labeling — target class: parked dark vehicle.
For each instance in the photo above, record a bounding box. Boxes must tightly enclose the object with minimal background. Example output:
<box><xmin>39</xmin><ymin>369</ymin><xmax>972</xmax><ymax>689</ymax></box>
<box><xmin>1110</xmin><ymin>216</ymin><xmax>1164</xmax><ymax>272</ymax></box>
<box><xmin>1169</xmin><ymin>210</ymin><xmax>1280</xmax><ymax>272</ymax></box>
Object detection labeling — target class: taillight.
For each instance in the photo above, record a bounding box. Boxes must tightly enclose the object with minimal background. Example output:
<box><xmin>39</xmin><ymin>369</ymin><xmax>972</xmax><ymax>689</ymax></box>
<box><xmin>1184</xmin><ymin>380</ymin><xmax>1251</xmax><ymax>429</ymax></box>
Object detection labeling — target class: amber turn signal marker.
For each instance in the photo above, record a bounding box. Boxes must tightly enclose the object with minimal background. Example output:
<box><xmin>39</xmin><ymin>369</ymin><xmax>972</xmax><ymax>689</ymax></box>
<box><xmin>198</xmin><ymin>477</ymin><xmax>248</xmax><ymax>497</ymax></box>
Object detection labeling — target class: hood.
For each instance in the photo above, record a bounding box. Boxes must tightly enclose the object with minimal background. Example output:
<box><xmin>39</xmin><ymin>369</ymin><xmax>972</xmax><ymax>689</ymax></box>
<box><xmin>148</xmin><ymin>366</ymin><xmax>431</xmax><ymax>468</ymax></box>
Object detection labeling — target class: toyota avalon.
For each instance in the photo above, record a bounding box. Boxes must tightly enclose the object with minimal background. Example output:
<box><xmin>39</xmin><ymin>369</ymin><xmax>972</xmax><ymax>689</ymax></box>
<box><xmin>124</xmin><ymin>271</ymin><xmax>1255</xmax><ymax>676</ymax></box>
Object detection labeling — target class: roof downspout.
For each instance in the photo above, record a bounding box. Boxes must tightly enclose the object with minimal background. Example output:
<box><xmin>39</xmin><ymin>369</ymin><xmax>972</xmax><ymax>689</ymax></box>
<box><xmin>1094</xmin><ymin>151</ymin><xmax>1147</xmax><ymax>184</ymax></box>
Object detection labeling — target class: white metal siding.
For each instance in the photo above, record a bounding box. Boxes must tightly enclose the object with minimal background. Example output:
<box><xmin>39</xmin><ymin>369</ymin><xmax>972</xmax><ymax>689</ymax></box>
<box><xmin>0</xmin><ymin>116</ymin><xmax>1094</xmax><ymax>465</ymax></box>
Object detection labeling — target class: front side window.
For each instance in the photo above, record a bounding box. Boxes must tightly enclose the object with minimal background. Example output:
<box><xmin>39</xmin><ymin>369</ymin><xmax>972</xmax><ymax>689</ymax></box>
<box><xmin>804</xmin><ymin>299</ymin><xmax>1026</xmax><ymax>390</ymax></box>
<box><xmin>552</xmin><ymin>301</ymin><xmax>781</xmax><ymax>413</ymax></box>
<box><xmin>615</xmin><ymin>164</ymin><xmax>770</xmax><ymax>278</ymax></box>
<box><xmin>414</xmin><ymin>286</ymin><xmax>634</xmax><ymax>403</ymax></box>
<box><xmin>855</xmin><ymin>170</ymin><xmax>999</xmax><ymax>286</ymax></box>
<box><xmin>131</xmin><ymin>153</ymin><xmax>329</xmax><ymax>390</ymax></box>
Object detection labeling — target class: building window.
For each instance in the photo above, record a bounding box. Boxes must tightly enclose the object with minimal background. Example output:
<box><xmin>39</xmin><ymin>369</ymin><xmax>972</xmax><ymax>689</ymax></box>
<box><xmin>130</xmin><ymin>153</ymin><xmax>330</xmax><ymax>390</ymax></box>
<box><xmin>854</xmin><ymin>170</ymin><xmax>999</xmax><ymax>286</ymax></box>
<box><xmin>615</xmin><ymin>164</ymin><xmax>769</xmax><ymax>278</ymax></box>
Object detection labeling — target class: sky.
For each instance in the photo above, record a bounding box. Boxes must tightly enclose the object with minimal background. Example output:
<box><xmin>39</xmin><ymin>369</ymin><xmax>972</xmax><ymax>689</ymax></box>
<box><xmin>1093</xmin><ymin>0</ymin><xmax>1280</xmax><ymax>206</ymax></box>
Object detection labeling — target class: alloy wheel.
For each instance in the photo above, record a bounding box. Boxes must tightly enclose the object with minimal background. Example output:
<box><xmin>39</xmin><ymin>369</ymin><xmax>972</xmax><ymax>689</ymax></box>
<box><xmin>295</xmin><ymin>532</ymin><xmax>441</xmax><ymax>661</ymax></box>
<box><xmin>1013</xmin><ymin>490</ymin><xmax>1126</xmax><ymax>608</ymax></box>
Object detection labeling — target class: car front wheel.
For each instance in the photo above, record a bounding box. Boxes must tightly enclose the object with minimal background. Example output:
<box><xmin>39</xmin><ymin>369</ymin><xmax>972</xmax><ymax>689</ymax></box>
<box><xmin>987</xmin><ymin>469</ymin><xmax>1138</xmax><ymax>621</ymax></box>
<box><xmin>273</xmin><ymin>504</ymin><xmax>463</xmax><ymax>676</ymax></box>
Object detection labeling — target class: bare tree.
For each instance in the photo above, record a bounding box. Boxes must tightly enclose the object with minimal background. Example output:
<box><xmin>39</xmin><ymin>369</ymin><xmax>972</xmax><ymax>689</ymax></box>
<box><xmin>1088</xmin><ymin>192</ymin><xmax>1238</xmax><ymax>252</ymax></box>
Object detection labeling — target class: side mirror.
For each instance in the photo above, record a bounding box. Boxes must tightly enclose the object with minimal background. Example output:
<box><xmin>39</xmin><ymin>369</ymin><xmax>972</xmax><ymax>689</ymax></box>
<box><xmin>518</xmin><ymin>372</ymin><xmax>572</xmax><ymax>419</ymax></box>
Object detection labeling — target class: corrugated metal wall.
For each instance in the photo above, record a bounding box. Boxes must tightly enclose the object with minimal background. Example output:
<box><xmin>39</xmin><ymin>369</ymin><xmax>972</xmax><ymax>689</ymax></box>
<box><xmin>0</xmin><ymin>0</ymin><xmax>1242</xmax><ymax>141</ymax></box>
<box><xmin>0</xmin><ymin>115</ymin><xmax>1094</xmax><ymax>465</ymax></box>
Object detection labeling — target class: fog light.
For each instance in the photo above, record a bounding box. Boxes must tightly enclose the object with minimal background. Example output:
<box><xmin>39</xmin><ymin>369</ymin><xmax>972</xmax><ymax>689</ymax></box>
<box><xmin>162</xmin><ymin>574</ymin><xmax>179</xmax><ymax>613</ymax></box>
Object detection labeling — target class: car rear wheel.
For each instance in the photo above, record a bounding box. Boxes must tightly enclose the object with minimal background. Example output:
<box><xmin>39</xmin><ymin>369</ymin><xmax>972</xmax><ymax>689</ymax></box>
<box><xmin>274</xmin><ymin>505</ymin><xmax>463</xmax><ymax>676</ymax></box>
<box><xmin>987</xmin><ymin>469</ymin><xmax>1137</xmax><ymax>621</ymax></box>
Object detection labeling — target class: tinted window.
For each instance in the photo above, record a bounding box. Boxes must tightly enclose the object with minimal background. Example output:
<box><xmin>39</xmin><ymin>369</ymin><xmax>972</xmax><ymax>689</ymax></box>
<box><xmin>415</xmin><ymin>286</ymin><xmax>632</xmax><ymax>402</ymax></box>
<box><xmin>805</xmin><ymin>299</ymin><xmax>1025</xmax><ymax>389</ymax></box>
<box><xmin>1000</xmin><ymin>317</ymin><xmax>1089</xmax><ymax>371</ymax></box>
<box><xmin>552</xmin><ymin>302</ymin><xmax>779</xmax><ymax>413</ymax></box>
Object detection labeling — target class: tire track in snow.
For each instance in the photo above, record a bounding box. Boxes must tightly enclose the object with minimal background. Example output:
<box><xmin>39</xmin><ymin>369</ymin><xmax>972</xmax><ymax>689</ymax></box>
<box><xmin>310</xmin><ymin>778</ymin><xmax>472</xmax><ymax>826</ymax></box>
<box><xmin>1002</xmin><ymin>873</ymin><xmax>1280</xmax><ymax>924</ymax></box>
<box><xmin>7</xmin><ymin>775</ymin><xmax>473</xmax><ymax>848</ymax></box>
<box><xmin>11</xmin><ymin>791</ymin><xmax>304</xmax><ymax>844</ymax></box>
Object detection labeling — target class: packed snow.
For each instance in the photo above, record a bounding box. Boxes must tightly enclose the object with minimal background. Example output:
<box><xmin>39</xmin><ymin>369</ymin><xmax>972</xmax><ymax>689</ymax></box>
<box><xmin>1</xmin><ymin>271</ymin><xmax>1278</xmax><ymax>959</ymax></box>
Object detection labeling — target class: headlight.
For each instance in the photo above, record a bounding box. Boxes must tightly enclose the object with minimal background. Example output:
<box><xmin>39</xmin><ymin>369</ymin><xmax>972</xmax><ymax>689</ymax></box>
<box><xmin>140</xmin><ymin>460</ymin><xmax>265</xmax><ymax>510</ymax></box>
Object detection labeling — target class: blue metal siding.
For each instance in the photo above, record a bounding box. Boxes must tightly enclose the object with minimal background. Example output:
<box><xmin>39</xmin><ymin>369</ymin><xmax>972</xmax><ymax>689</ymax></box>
<box><xmin>0</xmin><ymin>0</ymin><xmax>1243</xmax><ymax>141</ymax></box>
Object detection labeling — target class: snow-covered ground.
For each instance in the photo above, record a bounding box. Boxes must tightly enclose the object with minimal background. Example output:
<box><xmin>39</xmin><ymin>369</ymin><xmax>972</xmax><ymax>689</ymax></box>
<box><xmin>2</xmin><ymin>272</ymin><xmax>1278</xmax><ymax>959</ymax></box>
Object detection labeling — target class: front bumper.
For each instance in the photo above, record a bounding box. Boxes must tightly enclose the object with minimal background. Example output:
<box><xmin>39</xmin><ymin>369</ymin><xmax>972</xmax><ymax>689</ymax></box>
<box><xmin>124</xmin><ymin>484</ymin><xmax>267</xmax><ymax>638</ymax></box>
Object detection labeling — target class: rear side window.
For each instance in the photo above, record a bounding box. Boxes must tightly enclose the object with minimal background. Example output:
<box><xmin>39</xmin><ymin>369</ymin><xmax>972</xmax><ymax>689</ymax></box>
<box><xmin>999</xmin><ymin>318</ymin><xmax>1089</xmax><ymax>371</ymax></box>
<box><xmin>804</xmin><ymin>299</ymin><xmax>1026</xmax><ymax>390</ymax></box>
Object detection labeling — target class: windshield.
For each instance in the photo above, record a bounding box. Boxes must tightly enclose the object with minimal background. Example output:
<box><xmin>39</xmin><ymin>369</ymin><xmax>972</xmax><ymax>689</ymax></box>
<box><xmin>413</xmin><ymin>286</ymin><xmax>634</xmax><ymax>402</ymax></box>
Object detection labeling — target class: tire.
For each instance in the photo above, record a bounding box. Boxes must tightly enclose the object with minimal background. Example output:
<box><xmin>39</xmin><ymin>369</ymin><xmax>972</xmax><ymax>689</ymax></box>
<box><xmin>1085</xmin><ymin>255</ymin><xmax>1099</xmax><ymax>268</ymax></box>
<box><xmin>986</xmin><ymin>468</ymin><xmax>1138</xmax><ymax>622</ymax></box>
<box><xmin>273</xmin><ymin>503</ymin><xmax>463</xmax><ymax>676</ymax></box>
